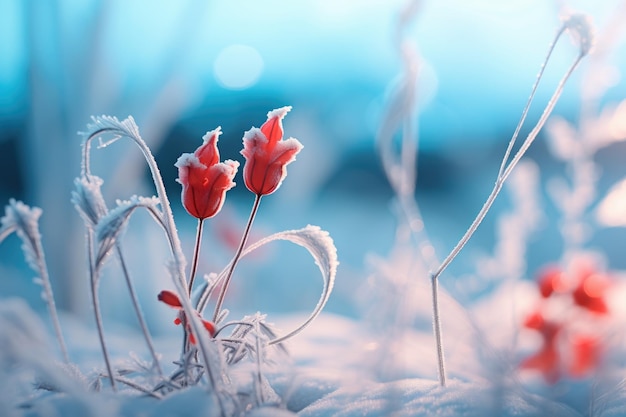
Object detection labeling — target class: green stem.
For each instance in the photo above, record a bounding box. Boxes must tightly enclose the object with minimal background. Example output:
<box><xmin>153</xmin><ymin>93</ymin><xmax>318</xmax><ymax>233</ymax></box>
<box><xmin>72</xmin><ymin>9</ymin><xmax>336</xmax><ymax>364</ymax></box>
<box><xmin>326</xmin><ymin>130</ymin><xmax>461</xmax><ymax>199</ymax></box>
<box><xmin>212</xmin><ymin>194</ymin><xmax>262</xmax><ymax>323</ymax></box>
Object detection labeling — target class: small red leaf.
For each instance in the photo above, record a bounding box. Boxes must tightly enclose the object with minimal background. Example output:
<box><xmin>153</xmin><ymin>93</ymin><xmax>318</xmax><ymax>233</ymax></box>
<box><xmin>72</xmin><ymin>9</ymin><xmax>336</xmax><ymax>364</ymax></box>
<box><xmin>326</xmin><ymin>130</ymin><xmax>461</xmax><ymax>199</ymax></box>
<box><xmin>158</xmin><ymin>290</ymin><xmax>182</xmax><ymax>308</ymax></box>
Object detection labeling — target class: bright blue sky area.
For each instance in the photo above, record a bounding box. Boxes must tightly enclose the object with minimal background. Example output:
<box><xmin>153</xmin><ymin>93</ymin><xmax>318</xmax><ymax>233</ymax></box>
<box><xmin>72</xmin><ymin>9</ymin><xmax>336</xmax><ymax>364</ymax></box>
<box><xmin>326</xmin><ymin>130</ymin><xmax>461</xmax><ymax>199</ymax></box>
<box><xmin>1</xmin><ymin>0</ymin><xmax>624</xmax><ymax>150</ymax></box>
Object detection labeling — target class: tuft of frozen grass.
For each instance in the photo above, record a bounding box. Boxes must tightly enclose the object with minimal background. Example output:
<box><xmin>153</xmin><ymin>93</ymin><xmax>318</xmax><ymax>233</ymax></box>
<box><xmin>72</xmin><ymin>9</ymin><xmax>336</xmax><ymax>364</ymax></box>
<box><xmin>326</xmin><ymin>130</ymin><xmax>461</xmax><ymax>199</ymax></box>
<box><xmin>0</xmin><ymin>200</ymin><xmax>69</xmax><ymax>364</ymax></box>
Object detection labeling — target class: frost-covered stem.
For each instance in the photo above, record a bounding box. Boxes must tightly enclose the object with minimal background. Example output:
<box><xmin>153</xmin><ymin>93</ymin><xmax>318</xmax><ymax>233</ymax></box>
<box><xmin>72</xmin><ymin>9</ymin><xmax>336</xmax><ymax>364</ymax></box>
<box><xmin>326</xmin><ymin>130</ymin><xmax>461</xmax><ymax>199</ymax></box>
<box><xmin>84</xmin><ymin>125</ymin><xmax>188</xmax><ymax>292</ymax></box>
<box><xmin>430</xmin><ymin>273</ymin><xmax>446</xmax><ymax>387</ymax></box>
<box><xmin>86</xmin><ymin>225</ymin><xmax>115</xmax><ymax>391</ymax></box>
<box><xmin>431</xmin><ymin>52</ymin><xmax>584</xmax><ymax>283</ymax></box>
<box><xmin>213</xmin><ymin>194</ymin><xmax>262</xmax><ymax>323</ymax></box>
<box><xmin>90</xmin><ymin>276</ymin><xmax>116</xmax><ymax>391</ymax></box>
<box><xmin>33</xmin><ymin>235</ymin><xmax>70</xmax><ymax>364</ymax></box>
<box><xmin>115</xmin><ymin>244</ymin><xmax>163</xmax><ymax>377</ymax></box>
<box><xmin>254</xmin><ymin>321</ymin><xmax>264</xmax><ymax>406</ymax></box>
<box><xmin>497</xmin><ymin>27</ymin><xmax>565</xmax><ymax>179</ymax></box>
<box><xmin>187</xmin><ymin>219</ymin><xmax>204</xmax><ymax>295</ymax></box>
<box><xmin>500</xmin><ymin>54</ymin><xmax>585</xmax><ymax>182</ymax></box>
<box><xmin>428</xmin><ymin>52</ymin><xmax>585</xmax><ymax>387</ymax></box>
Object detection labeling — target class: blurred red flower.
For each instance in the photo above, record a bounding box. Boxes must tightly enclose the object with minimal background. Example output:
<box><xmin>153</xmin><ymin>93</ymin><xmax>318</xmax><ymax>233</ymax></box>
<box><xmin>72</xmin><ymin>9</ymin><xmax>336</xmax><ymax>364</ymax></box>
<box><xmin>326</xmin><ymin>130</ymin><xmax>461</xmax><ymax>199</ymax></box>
<box><xmin>520</xmin><ymin>259</ymin><xmax>613</xmax><ymax>383</ymax></box>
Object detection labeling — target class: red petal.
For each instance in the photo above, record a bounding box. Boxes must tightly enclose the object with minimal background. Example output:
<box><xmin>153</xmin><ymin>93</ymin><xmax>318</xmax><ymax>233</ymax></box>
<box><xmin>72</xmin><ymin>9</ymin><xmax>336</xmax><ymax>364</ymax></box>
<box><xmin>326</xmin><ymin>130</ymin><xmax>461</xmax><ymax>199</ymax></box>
<box><xmin>537</xmin><ymin>266</ymin><xmax>566</xmax><ymax>298</ymax></box>
<box><xmin>523</xmin><ymin>311</ymin><xmax>545</xmax><ymax>330</ymax></box>
<box><xmin>569</xmin><ymin>335</ymin><xmax>602</xmax><ymax>377</ymax></box>
<box><xmin>202</xmin><ymin>319</ymin><xmax>216</xmax><ymax>338</ymax></box>
<box><xmin>195</xmin><ymin>128</ymin><xmax>221</xmax><ymax>167</ymax></box>
<box><xmin>158</xmin><ymin>290</ymin><xmax>182</xmax><ymax>308</ymax></box>
<box><xmin>260</xmin><ymin>107</ymin><xmax>291</xmax><ymax>144</ymax></box>
<box><xmin>520</xmin><ymin>345</ymin><xmax>560</xmax><ymax>384</ymax></box>
<box><xmin>573</xmin><ymin>273</ymin><xmax>610</xmax><ymax>314</ymax></box>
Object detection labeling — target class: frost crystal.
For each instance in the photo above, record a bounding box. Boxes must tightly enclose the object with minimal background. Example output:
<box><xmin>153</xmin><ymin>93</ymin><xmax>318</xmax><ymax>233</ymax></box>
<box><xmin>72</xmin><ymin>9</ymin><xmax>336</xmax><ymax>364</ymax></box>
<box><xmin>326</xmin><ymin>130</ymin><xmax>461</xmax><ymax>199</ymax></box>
<box><xmin>95</xmin><ymin>195</ymin><xmax>161</xmax><ymax>267</ymax></box>
<box><xmin>72</xmin><ymin>175</ymin><xmax>108</xmax><ymax>226</ymax></box>
<box><xmin>238</xmin><ymin>225</ymin><xmax>338</xmax><ymax>345</ymax></box>
<box><xmin>1</xmin><ymin>199</ymin><xmax>44</xmax><ymax>272</ymax></box>
<box><xmin>563</xmin><ymin>13</ymin><xmax>595</xmax><ymax>56</ymax></box>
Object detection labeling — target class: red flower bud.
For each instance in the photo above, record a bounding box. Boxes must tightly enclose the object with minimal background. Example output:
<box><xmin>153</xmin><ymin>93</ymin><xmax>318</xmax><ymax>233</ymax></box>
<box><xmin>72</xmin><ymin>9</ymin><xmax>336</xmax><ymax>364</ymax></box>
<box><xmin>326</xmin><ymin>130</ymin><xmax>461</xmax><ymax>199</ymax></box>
<box><xmin>176</xmin><ymin>128</ymin><xmax>239</xmax><ymax>219</ymax></box>
<box><xmin>241</xmin><ymin>107</ymin><xmax>303</xmax><ymax>196</ymax></box>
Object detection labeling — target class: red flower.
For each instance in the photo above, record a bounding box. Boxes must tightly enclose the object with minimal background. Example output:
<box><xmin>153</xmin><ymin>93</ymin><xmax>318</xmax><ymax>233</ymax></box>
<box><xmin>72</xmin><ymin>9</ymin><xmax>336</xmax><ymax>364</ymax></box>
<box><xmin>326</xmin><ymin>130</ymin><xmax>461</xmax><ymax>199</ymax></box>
<box><xmin>571</xmin><ymin>266</ymin><xmax>610</xmax><ymax>314</ymax></box>
<box><xmin>157</xmin><ymin>290</ymin><xmax>216</xmax><ymax>344</ymax></box>
<box><xmin>520</xmin><ymin>310</ymin><xmax>562</xmax><ymax>383</ymax></box>
<box><xmin>240</xmin><ymin>106</ymin><xmax>303</xmax><ymax>196</ymax></box>
<box><xmin>520</xmin><ymin>259</ymin><xmax>613</xmax><ymax>383</ymax></box>
<box><xmin>175</xmin><ymin>128</ymin><xmax>239</xmax><ymax>219</ymax></box>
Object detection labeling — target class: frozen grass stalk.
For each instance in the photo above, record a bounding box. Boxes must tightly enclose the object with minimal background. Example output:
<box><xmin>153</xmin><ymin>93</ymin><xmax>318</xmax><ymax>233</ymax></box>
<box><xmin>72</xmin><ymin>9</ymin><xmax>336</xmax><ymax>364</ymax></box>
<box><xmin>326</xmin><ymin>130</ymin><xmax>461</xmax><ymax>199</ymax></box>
<box><xmin>429</xmin><ymin>14</ymin><xmax>594</xmax><ymax>387</ymax></box>
<box><xmin>0</xmin><ymin>200</ymin><xmax>70</xmax><ymax>364</ymax></box>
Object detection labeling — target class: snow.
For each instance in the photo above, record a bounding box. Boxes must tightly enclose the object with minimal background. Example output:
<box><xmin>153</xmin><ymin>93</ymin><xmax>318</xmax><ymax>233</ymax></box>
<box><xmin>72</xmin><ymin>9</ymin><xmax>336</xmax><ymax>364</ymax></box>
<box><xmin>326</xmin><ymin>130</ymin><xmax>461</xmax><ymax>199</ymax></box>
<box><xmin>4</xmin><ymin>282</ymin><xmax>626</xmax><ymax>417</ymax></box>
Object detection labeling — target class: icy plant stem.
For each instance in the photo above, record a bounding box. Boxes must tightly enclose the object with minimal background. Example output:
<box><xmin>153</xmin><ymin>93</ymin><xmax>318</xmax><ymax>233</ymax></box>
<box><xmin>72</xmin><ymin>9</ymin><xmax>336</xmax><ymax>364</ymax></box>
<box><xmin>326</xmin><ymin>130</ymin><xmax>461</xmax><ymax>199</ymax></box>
<box><xmin>212</xmin><ymin>194</ymin><xmax>262</xmax><ymax>323</ymax></box>
<box><xmin>430</xmin><ymin>273</ymin><xmax>446</xmax><ymax>387</ymax></box>
<box><xmin>115</xmin><ymin>244</ymin><xmax>163</xmax><ymax>377</ymax></box>
<box><xmin>497</xmin><ymin>27</ymin><xmax>565</xmax><ymax>179</ymax></box>
<box><xmin>254</xmin><ymin>320</ymin><xmax>264</xmax><ymax>406</ymax></box>
<box><xmin>32</xmin><ymin>235</ymin><xmax>70</xmax><ymax>364</ymax></box>
<box><xmin>86</xmin><ymin>227</ymin><xmax>116</xmax><ymax>392</ymax></box>
<box><xmin>428</xmin><ymin>49</ymin><xmax>585</xmax><ymax>387</ymax></box>
<box><xmin>90</xmin><ymin>278</ymin><xmax>116</xmax><ymax>391</ymax></box>
<box><xmin>187</xmin><ymin>218</ymin><xmax>204</xmax><ymax>295</ymax></box>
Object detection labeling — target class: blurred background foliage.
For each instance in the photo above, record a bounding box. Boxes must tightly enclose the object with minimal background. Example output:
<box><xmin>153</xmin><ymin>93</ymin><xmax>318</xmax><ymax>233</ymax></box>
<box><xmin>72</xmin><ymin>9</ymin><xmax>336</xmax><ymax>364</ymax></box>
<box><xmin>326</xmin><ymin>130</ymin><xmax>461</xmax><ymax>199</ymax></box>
<box><xmin>1</xmin><ymin>0</ymin><xmax>625</xmax><ymax>329</ymax></box>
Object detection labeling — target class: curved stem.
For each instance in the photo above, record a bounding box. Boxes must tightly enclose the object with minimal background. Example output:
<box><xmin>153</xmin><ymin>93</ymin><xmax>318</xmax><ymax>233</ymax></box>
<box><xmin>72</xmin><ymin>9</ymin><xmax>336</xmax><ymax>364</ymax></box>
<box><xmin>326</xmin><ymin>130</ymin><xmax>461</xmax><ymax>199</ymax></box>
<box><xmin>431</xmin><ymin>53</ymin><xmax>584</xmax><ymax>284</ymax></box>
<box><xmin>115</xmin><ymin>244</ymin><xmax>163</xmax><ymax>377</ymax></box>
<box><xmin>497</xmin><ymin>26</ymin><xmax>565</xmax><ymax>179</ymax></box>
<box><xmin>213</xmin><ymin>194</ymin><xmax>262</xmax><ymax>323</ymax></box>
<box><xmin>428</xmin><ymin>51</ymin><xmax>585</xmax><ymax>388</ymax></box>
<box><xmin>188</xmin><ymin>219</ymin><xmax>204</xmax><ymax>295</ymax></box>
<box><xmin>86</xmin><ymin>227</ymin><xmax>116</xmax><ymax>391</ymax></box>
